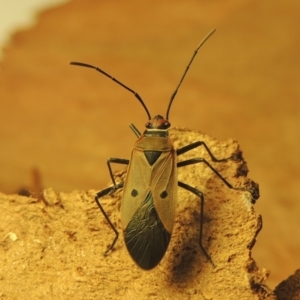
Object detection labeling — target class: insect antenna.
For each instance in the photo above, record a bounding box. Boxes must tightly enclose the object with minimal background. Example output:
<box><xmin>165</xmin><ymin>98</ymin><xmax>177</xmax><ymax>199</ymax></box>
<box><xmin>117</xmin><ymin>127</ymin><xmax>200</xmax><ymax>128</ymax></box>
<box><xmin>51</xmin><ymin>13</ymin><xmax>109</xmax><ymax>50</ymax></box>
<box><xmin>70</xmin><ymin>61</ymin><xmax>152</xmax><ymax>120</ymax></box>
<box><xmin>165</xmin><ymin>28</ymin><xmax>216</xmax><ymax>120</ymax></box>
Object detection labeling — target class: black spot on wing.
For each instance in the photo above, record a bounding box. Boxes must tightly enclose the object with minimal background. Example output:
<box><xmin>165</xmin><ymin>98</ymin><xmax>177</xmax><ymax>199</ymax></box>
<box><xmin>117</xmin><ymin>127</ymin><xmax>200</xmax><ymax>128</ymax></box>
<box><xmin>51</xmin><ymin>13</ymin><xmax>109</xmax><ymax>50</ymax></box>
<box><xmin>143</xmin><ymin>151</ymin><xmax>162</xmax><ymax>166</ymax></box>
<box><xmin>124</xmin><ymin>191</ymin><xmax>171</xmax><ymax>270</ymax></box>
<box><xmin>160</xmin><ymin>191</ymin><xmax>168</xmax><ymax>198</ymax></box>
<box><xmin>131</xmin><ymin>189</ymin><xmax>138</xmax><ymax>197</ymax></box>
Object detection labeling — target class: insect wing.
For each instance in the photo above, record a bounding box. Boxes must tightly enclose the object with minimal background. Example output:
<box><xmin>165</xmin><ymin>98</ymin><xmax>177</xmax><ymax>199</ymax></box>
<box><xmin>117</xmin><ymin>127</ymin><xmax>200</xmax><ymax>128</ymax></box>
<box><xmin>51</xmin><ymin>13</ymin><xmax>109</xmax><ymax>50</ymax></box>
<box><xmin>121</xmin><ymin>142</ymin><xmax>177</xmax><ymax>269</ymax></box>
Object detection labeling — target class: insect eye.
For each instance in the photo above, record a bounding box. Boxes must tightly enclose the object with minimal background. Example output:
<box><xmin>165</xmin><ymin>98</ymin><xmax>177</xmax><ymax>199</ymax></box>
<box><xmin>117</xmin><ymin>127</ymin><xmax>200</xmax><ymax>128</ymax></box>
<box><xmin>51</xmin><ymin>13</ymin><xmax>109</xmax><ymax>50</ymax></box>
<box><xmin>160</xmin><ymin>121</ymin><xmax>170</xmax><ymax>129</ymax></box>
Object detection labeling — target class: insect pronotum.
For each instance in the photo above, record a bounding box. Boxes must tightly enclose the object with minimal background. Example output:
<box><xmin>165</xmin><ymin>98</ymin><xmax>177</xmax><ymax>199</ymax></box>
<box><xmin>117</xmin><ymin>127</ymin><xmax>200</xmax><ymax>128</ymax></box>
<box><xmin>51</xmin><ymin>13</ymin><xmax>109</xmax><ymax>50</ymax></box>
<box><xmin>70</xmin><ymin>28</ymin><xmax>251</xmax><ymax>270</ymax></box>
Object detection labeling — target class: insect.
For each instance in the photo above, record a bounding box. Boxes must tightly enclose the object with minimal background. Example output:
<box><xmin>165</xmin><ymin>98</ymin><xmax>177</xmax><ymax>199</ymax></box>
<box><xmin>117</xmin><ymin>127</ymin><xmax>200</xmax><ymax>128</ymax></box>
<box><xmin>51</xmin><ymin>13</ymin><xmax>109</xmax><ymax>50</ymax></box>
<box><xmin>70</xmin><ymin>28</ymin><xmax>250</xmax><ymax>270</ymax></box>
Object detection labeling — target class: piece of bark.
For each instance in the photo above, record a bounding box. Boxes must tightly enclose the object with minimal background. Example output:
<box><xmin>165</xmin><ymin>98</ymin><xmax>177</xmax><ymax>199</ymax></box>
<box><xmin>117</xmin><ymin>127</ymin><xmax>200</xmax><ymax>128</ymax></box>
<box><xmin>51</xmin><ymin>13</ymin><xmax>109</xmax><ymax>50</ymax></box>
<box><xmin>0</xmin><ymin>128</ymin><xmax>276</xmax><ymax>299</ymax></box>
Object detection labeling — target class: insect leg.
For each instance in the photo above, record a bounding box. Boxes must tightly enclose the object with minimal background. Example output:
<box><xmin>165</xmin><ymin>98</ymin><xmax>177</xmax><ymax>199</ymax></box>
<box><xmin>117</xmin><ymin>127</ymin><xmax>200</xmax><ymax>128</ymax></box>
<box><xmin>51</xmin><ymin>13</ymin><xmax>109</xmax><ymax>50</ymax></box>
<box><xmin>177</xmin><ymin>141</ymin><xmax>236</xmax><ymax>162</ymax></box>
<box><xmin>178</xmin><ymin>181</ymin><xmax>215</xmax><ymax>267</ymax></box>
<box><xmin>95</xmin><ymin>158</ymin><xmax>129</xmax><ymax>255</ymax></box>
<box><xmin>106</xmin><ymin>158</ymin><xmax>129</xmax><ymax>186</ymax></box>
<box><xmin>177</xmin><ymin>157</ymin><xmax>247</xmax><ymax>192</ymax></box>
<box><xmin>95</xmin><ymin>182</ymin><xmax>124</xmax><ymax>255</ymax></box>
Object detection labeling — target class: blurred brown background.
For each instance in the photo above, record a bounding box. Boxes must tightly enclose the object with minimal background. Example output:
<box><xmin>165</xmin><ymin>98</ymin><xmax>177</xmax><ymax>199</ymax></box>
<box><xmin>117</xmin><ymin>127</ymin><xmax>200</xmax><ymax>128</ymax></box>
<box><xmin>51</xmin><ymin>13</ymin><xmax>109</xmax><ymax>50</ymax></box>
<box><xmin>0</xmin><ymin>0</ymin><xmax>299</xmax><ymax>289</ymax></box>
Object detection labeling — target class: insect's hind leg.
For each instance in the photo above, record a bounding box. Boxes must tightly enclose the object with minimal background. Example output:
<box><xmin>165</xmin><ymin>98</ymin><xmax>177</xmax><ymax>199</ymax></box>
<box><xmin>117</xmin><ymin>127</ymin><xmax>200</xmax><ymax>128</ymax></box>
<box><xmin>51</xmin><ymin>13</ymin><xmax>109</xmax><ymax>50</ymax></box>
<box><xmin>95</xmin><ymin>158</ymin><xmax>129</xmax><ymax>255</ymax></box>
<box><xmin>178</xmin><ymin>181</ymin><xmax>215</xmax><ymax>267</ymax></box>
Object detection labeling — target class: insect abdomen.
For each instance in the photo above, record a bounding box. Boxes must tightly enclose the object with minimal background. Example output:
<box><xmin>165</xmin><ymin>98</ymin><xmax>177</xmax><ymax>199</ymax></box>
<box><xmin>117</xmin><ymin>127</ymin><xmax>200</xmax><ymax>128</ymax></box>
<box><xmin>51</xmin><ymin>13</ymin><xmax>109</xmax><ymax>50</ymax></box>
<box><xmin>123</xmin><ymin>191</ymin><xmax>171</xmax><ymax>270</ymax></box>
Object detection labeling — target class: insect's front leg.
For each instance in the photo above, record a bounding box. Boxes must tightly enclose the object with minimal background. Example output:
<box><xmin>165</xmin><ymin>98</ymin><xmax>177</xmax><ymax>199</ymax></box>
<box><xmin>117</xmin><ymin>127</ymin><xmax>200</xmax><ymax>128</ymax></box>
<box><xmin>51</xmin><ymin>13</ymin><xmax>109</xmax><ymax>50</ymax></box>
<box><xmin>178</xmin><ymin>181</ymin><xmax>215</xmax><ymax>267</ymax></box>
<box><xmin>177</xmin><ymin>141</ymin><xmax>255</xmax><ymax>197</ymax></box>
<box><xmin>177</xmin><ymin>141</ymin><xmax>237</xmax><ymax>162</ymax></box>
<box><xmin>95</xmin><ymin>158</ymin><xmax>129</xmax><ymax>255</ymax></box>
